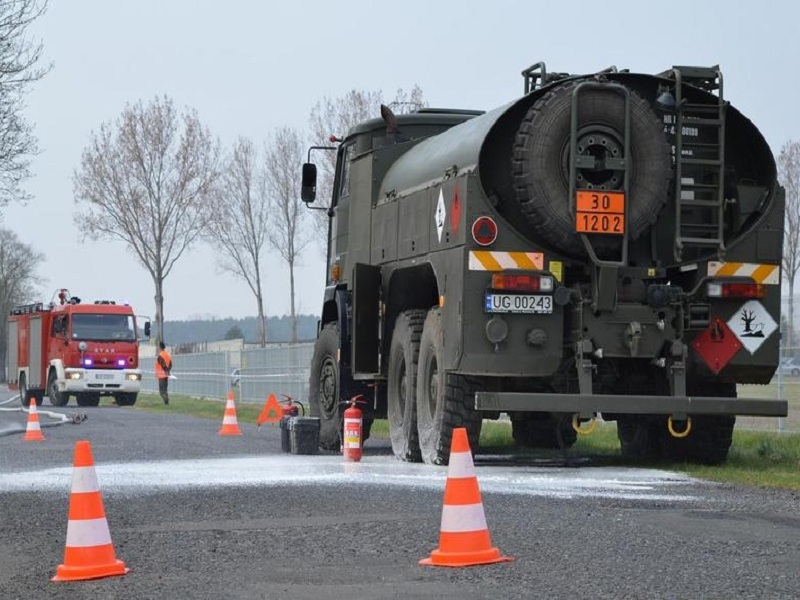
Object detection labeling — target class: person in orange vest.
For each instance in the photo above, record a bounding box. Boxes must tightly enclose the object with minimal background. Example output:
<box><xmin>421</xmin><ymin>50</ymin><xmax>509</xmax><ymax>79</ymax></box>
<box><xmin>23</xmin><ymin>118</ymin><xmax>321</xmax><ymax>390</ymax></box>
<box><xmin>155</xmin><ymin>341</ymin><xmax>173</xmax><ymax>405</ymax></box>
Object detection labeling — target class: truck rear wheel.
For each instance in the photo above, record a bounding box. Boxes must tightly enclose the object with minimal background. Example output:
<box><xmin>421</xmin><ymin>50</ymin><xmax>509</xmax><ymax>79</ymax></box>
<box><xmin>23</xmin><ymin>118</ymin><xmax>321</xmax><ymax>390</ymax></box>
<box><xmin>512</xmin><ymin>80</ymin><xmax>671</xmax><ymax>257</ymax></box>
<box><xmin>387</xmin><ymin>309</ymin><xmax>426</xmax><ymax>462</ymax></box>
<box><xmin>616</xmin><ymin>415</ymin><xmax>663</xmax><ymax>459</ymax></box>
<box><xmin>47</xmin><ymin>370</ymin><xmax>70</xmax><ymax>407</ymax></box>
<box><xmin>416</xmin><ymin>308</ymin><xmax>482</xmax><ymax>465</ymax></box>
<box><xmin>512</xmin><ymin>413</ymin><xmax>577</xmax><ymax>449</ymax></box>
<box><xmin>18</xmin><ymin>374</ymin><xmax>43</xmax><ymax>407</ymax></box>
<box><xmin>309</xmin><ymin>322</ymin><xmax>343</xmax><ymax>451</ymax></box>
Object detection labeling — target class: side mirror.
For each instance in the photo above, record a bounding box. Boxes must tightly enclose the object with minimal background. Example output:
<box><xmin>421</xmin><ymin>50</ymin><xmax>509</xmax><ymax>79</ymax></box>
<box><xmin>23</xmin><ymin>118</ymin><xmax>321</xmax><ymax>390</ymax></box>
<box><xmin>301</xmin><ymin>163</ymin><xmax>317</xmax><ymax>203</ymax></box>
<box><xmin>143</xmin><ymin>321</ymin><xmax>151</xmax><ymax>338</ymax></box>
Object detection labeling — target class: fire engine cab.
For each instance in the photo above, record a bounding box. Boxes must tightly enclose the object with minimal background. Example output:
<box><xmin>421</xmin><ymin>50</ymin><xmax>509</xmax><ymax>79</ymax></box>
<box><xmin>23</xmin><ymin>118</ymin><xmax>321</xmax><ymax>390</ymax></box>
<box><xmin>7</xmin><ymin>289</ymin><xmax>148</xmax><ymax>407</ymax></box>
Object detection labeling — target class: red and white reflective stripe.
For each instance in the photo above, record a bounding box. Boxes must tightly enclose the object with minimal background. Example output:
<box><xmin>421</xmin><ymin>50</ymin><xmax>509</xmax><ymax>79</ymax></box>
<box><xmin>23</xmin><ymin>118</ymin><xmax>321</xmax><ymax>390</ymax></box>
<box><xmin>447</xmin><ymin>451</ymin><xmax>475</xmax><ymax>479</ymax></box>
<box><xmin>65</xmin><ymin>518</ymin><xmax>113</xmax><ymax>547</ymax></box>
<box><xmin>439</xmin><ymin>503</ymin><xmax>489</xmax><ymax>533</ymax></box>
<box><xmin>71</xmin><ymin>466</ymin><xmax>100</xmax><ymax>493</ymax></box>
<box><xmin>469</xmin><ymin>251</ymin><xmax>544</xmax><ymax>271</ymax></box>
<box><xmin>222</xmin><ymin>415</ymin><xmax>238</xmax><ymax>425</ymax></box>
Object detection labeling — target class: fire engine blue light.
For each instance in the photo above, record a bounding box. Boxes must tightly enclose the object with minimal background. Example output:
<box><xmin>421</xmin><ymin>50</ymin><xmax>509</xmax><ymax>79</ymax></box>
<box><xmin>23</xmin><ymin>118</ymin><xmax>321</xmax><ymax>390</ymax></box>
<box><xmin>83</xmin><ymin>359</ymin><xmax>93</xmax><ymax>366</ymax></box>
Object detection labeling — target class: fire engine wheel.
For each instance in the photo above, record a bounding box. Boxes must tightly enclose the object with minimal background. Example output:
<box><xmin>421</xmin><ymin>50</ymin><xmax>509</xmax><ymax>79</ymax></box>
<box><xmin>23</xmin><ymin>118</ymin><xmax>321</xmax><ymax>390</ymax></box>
<box><xmin>18</xmin><ymin>374</ymin><xmax>43</xmax><ymax>407</ymax></box>
<box><xmin>511</xmin><ymin>413</ymin><xmax>577</xmax><ymax>449</ymax></box>
<box><xmin>416</xmin><ymin>307</ymin><xmax>482</xmax><ymax>465</ymax></box>
<box><xmin>309</xmin><ymin>322</ymin><xmax>343</xmax><ymax>451</ymax></box>
<box><xmin>47</xmin><ymin>370</ymin><xmax>70</xmax><ymax>407</ymax></box>
<box><xmin>512</xmin><ymin>79</ymin><xmax>672</xmax><ymax>258</ymax></box>
<box><xmin>76</xmin><ymin>393</ymin><xmax>101</xmax><ymax>407</ymax></box>
<box><xmin>387</xmin><ymin>309</ymin><xmax>426</xmax><ymax>462</ymax></box>
<box><xmin>114</xmin><ymin>393</ymin><xmax>137</xmax><ymax>406</ymax></box>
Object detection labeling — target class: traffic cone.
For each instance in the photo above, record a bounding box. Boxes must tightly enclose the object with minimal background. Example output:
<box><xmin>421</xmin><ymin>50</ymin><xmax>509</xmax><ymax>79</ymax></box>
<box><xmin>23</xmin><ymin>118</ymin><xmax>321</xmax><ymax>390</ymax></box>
<box><xmin>53</xmin><ymin>440</ymin><xmax>128</xmax><ymax>581</ymax></box>
<box><xmin>24</xmin><ymin>397</ymin><xmax>45</xmax><ymax>442</ymax></box>
<box><xmin>420</xmin><ymin>427</ymin><xmax>513</xmax><ymax>567</ymax></box>
<box><xmin>218</xmin><ymin>390</ymin><xmax>243</xmax><ymax>436</ymax></box>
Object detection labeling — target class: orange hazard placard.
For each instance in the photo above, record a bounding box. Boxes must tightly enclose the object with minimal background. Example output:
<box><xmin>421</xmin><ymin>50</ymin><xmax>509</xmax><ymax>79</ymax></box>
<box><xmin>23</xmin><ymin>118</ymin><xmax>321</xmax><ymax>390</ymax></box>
<box><xmin>575</xmin><ymin>190</ymin><xmax>625</xmax><ymax>235</ymax></box>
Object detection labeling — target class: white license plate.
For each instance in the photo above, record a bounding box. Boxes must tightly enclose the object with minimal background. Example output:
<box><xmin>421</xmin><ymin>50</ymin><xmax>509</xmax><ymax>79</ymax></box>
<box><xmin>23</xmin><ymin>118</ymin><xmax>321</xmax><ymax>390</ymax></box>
<box><xmin>96</xmin><ymin>373</ymin><xmax>115</xmax><ymax>380</ymax></box>
<box><xmin>484</xmin><ymin>293</ymin><xmax>553</xmax><ymax>314</ymax></box>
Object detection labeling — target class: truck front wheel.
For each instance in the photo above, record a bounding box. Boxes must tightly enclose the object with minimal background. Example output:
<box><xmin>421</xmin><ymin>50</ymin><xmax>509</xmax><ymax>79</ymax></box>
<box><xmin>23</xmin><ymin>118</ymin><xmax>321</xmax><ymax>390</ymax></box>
<box><xmin>76</xmin><ymin>394</ymin><xmax>100</xmax><ymax>407</ymax></box>
<box><xmin>309</xmin><ymin>323</ymin><xmax>342</xmax><ymax>451</ymax></box>
<box><xmin>416</xmin><ymin>308</ymin><xmax>482</xmax><ymax>465</ymax></box>
<box><xmin>47</xmin><ymin>370</ymin><xmax>70</xmax><ymax>407</ymax></box>
<box><xmin>387</xmin><ymin>309</ymin><xmax>426</xmax><ymax>462</ymax></box>
<box><xmin>114</xmin><ymin>393</ymin><xmax>137</xmax><ymax>406</ymax></box>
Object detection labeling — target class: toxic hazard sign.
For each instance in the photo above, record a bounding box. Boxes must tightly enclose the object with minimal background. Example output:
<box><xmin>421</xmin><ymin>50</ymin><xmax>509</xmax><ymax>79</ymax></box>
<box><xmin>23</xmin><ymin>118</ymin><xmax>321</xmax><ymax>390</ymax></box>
<box><xmin>692</xmin><ymin>318</ymin><xmax>741</xmax><ymax>375</ymax></box>
<box><xmin>727</xmin><ymin>300</ymin><xmax>778</xmax><ymax>355</ymax></box>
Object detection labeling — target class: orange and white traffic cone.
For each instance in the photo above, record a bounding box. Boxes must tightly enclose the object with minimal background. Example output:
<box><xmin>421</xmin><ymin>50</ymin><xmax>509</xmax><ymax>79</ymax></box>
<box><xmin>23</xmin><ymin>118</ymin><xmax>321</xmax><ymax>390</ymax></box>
<box><xmin>420</xmin><ymin>427</ymin><xmax>513</xmax><ymax>567</ymax></box>
<box><xmin>52</xmin><ymin>440</ymin><xmax>128</xmax><ymax>581</ymax></box>
<box><xmin>24</xmin><ymin>397</ymin><xmax>45</xmax><ymax>442</ymax></box>
<box><xmin>218</xmin><ymin>390</ymin><xmax>243</xmax><ymax>436</ymax></box>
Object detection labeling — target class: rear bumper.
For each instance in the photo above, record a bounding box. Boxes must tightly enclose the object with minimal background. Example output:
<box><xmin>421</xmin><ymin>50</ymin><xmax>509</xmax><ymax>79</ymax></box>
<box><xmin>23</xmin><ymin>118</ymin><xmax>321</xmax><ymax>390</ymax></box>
<box><xmin>474</xmin><ymin>392</ymin><xmax>788</xmax><ymax>419</ymax></box>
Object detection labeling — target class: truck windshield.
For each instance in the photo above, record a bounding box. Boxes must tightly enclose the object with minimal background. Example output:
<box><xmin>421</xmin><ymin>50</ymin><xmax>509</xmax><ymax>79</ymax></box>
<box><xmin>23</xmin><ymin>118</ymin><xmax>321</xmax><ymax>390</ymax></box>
<box><xmin>71</xmin><ymin>314</ymin><xmax>136</xmax><ymax>342</ymax></box>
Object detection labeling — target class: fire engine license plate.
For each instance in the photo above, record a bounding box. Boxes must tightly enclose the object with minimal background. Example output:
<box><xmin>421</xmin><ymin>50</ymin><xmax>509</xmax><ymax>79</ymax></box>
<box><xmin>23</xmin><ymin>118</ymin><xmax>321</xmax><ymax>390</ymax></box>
<box><xmin>96</xmin><ymin>373</ymin><xmax>114</xmax><ymax>380</ymax></box>
<box><xmin>484</xmin><ymin>293</ymin><xmax>552</xmax><ymax>314</ymax></box>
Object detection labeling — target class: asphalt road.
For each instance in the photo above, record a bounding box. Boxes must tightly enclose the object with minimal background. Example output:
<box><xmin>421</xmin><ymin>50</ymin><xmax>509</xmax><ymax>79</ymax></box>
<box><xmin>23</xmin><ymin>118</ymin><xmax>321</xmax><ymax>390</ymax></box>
<box><xmin>1</xmin><ymin>392</ymin><xmax>799</xmax><ymax>599</ymax></box>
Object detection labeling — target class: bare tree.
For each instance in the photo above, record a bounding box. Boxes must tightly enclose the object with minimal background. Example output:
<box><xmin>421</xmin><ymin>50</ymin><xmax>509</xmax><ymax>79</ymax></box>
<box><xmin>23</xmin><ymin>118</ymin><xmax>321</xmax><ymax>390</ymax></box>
<box><xmin>779</xmin><ymin>140</ymin><xmax>800</xmax><ymax>352</ymax></box>
<box><xmin>307</xmin><ymin>86</ymin><xmax>426</xmax><ymax>244</ymax></box>
<box><xmin>0</xmin><ymin>227</ymin><xmax>43</xmax><ymax>378</ymax></box>
<box><xmin>0</xmin><ymin>0</ymin><xmax>51</xmax><ymax>211</ymax></box>
<box><xmin>206</xmin><ymin>137</ymin><xmax>270</xmax><ymax>346</ymax></box>
<box><xmin>264</xmin><ymin>126</ymin><xmax>310</xmax><ymax>343</ymax></box>
<box><xmin>73</xmin><ymin>96</ymin><xmax>220</xmax><ymax>342</ymax></box>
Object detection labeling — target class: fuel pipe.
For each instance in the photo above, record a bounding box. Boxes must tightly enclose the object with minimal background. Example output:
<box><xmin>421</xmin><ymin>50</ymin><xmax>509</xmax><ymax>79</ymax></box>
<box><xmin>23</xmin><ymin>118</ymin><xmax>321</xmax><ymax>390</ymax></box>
<box><xmin>0</xmin><ymin>394</ymin><xmax>88</xmax><ymax>437</ymax></box>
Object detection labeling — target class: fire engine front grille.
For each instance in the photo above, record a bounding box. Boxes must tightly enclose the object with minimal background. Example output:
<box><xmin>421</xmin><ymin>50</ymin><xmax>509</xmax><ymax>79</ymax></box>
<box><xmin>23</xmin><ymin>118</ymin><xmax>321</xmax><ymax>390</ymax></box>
<box><xmin>87</xmin><ymin>383</ymin><xmax>122</xmax><ymax>389</ymax></box>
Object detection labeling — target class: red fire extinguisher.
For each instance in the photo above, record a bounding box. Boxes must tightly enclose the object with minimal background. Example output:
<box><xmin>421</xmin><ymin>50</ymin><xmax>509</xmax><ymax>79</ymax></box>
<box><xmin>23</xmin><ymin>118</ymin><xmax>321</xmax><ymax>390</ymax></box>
<box><xmin>342</xmin><ymin>395</ymin><xmax>364</xmax><ymax>462</ymax></box>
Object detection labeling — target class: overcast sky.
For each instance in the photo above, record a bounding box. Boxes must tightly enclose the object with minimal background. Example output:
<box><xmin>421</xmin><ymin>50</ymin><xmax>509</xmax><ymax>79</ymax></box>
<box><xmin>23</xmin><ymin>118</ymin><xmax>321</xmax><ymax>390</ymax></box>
<box><xmin>4</xmin><ymin>0</ymin><xmax>799</xmax><ymax>321</ymax></box>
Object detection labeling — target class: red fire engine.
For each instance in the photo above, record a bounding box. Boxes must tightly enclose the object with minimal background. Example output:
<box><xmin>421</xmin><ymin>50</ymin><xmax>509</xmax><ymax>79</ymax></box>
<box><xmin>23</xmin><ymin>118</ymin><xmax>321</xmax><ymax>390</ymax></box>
<box><xmin>6</xmin><ymin>289</ymin><xmax>148</xmax><ymax>407</ymax></box>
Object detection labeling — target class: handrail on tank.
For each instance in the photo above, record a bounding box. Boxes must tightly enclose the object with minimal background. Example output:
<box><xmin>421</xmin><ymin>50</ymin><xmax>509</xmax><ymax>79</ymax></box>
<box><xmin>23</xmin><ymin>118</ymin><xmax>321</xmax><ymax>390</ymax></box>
<box><xmin>568</xmin><ymin>80</ymin><xmax>631</xmax><ymax>267</ymax></box>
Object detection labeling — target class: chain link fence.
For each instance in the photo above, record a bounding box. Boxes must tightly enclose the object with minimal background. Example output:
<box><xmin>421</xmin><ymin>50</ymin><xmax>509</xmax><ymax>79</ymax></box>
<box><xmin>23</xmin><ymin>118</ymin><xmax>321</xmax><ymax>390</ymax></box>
<box><xmin>141</xmin><ymin>343</ymin><xmax>314</xmax><ymax>405</ymax></box>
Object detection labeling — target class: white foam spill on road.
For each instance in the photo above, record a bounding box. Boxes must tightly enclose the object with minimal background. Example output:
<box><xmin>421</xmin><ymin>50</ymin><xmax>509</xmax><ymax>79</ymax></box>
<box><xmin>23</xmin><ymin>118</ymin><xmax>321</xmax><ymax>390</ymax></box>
<box><xmin>0</xmin><ymin>454</ymin><xmax>699</xmax><ymax>501</ymax></box>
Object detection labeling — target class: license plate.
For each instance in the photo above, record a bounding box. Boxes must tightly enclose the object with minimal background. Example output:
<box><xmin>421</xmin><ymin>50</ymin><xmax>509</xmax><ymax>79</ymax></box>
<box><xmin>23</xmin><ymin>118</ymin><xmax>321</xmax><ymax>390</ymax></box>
<box><xmin>96</xmin><ymin>373</ymin><xmax>115</xmax><ymax>380</ymax></box>
<box><xmin>484</xmin><ymin>293</ymin><xmax>552</xmax><ymax>314</ymax></box>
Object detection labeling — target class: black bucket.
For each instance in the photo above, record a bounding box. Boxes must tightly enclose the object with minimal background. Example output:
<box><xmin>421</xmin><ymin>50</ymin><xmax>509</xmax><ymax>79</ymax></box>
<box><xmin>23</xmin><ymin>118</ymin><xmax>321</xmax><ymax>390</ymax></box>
<box><xmin>279</xmin><ymin>416</ymin><xmax>294</xmax><ymax>453</ymax></box>
<box><xmin>290</xmin><ymin>417</ymin><xmax>320</xmax><ymax>455</ymax></box>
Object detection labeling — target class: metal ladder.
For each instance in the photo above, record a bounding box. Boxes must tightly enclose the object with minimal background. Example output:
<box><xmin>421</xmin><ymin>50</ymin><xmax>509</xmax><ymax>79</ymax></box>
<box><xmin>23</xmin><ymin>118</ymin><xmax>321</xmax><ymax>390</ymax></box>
<box><xmin>664</xmin><ymin>66</ymin><xmax>727</xmax><ymax>262</ymax></box>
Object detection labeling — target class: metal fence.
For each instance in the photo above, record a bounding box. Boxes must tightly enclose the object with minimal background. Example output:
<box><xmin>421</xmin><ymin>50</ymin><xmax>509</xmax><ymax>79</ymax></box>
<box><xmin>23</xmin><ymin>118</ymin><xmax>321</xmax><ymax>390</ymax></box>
<box><xmin>141</xmin><ymin>343</ymin><xmax>314</xmax><ymax>405</ymax></box>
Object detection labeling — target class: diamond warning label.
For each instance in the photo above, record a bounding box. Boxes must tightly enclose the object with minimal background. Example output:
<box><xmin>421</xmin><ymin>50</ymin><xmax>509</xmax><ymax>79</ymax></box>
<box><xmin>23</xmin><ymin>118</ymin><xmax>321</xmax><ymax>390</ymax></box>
<box><xmin>727</xmin><ymin>300</ymin><xmax>778</xmax><ymax>355</ymax></box>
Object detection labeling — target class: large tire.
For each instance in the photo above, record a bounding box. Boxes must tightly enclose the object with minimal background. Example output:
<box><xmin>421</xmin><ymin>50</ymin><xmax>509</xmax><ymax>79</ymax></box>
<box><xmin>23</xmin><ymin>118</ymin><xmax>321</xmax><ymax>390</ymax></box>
<box><xmin>18</xmin><ymin>373</ymin><xmax>42</xmax><ymax>407</ymax></box>
<box><xmin>416</xmin><ymin>308</ymin><xmax>482</xmax><ymax>465</ymax></box>
<box><xmin>114</xmin><ymin>393</ymin><xmax>137</xmax><ymax>406</ymax></box>
<box><xmin>616</xmin><ymin>415</ymin><xmax>663</xmax><ymax>459</ymax></box>
<box><xmin>658</xmin><ymin>383</ymin><xmax>736</xmax><ymax>465</ymax></box>
<box><xmin>387</xmin><ymin>309</ymin><xmax>426</xmax><ymax>462</ymax></box>
<box><xmin>309</xmin><ymin>323</ymin><xmax>342</xmax><ymax>451</ymax></box>
<box><xmin>512</xmin><ymin>80</ymin><xmax>672</xmax><ymax>257</ymax></box>
<box><xmin>512</xmin><ymin>413</ymin><xmax>577</xmax><ymax>449</ymax></box>
<box><xmin>76</xmin><ymin>393</ymin><xmax>100</xmax><ymax>407</ymax></box>
<box><xmin>47</xmin><ymin>370</ymin><xmax>70</xmax><ymax>407</ymax></box>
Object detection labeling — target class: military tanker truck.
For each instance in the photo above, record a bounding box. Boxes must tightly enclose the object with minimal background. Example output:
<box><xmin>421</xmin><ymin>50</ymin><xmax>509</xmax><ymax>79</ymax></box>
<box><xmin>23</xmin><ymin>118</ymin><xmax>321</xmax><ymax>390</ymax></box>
<box><xmin>302</xmin><ymin>61</ymin><xmax>787</xmax><ymax>465</ymax></box>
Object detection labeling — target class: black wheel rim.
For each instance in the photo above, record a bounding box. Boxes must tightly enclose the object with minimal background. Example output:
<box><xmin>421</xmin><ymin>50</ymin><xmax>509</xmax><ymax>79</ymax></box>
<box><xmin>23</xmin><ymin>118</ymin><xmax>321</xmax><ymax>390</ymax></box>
<box><xmin>319</xmin><ymin>356</ymin><xmax>338</xmax><ymax>418</ymax></box>
<box><xmin>426</xmin><ymin>354</ymin><xmax>438</xmax><ymax>418</ymax></box>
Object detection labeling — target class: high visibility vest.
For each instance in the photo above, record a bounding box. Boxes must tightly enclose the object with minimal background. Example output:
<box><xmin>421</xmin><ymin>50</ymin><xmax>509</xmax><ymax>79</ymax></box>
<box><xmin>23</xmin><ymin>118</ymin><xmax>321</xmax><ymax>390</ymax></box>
<box><xmin>155</xmin><ymin>350</ymin><xmax>172</xmax><ymax>379</ymax></box>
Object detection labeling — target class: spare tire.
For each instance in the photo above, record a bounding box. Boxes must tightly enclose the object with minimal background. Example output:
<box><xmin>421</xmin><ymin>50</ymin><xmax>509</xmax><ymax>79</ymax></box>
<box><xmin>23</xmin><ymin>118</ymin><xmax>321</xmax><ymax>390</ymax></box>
<box><xmin>512</xmin><ymin>80</ymin><xmax>671</xmax><ymax>258</ymax></box>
